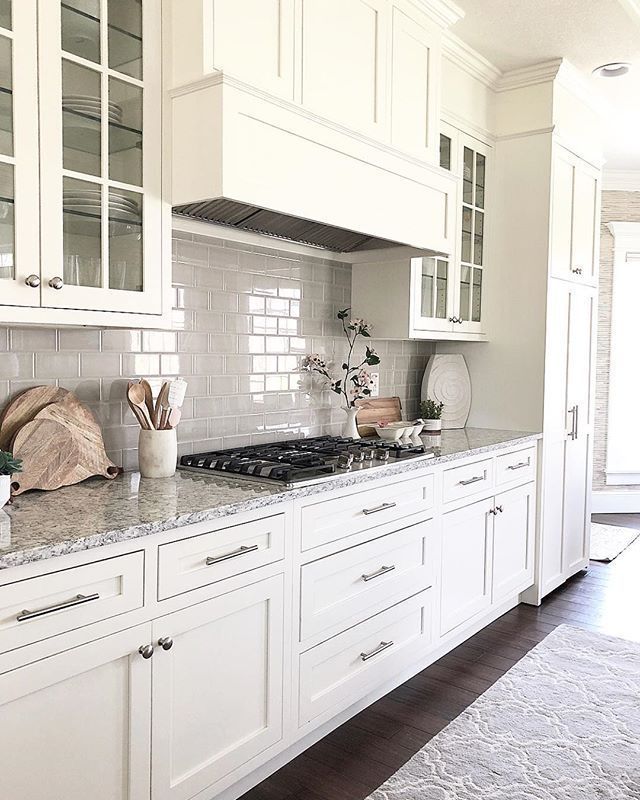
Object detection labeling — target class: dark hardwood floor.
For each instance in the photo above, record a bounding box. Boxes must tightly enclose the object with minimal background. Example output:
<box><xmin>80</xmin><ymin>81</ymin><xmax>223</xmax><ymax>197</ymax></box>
<box><xmin>240</xmin><ymin>514</ymin><xmax>640</xmax><ymax>800</ymax></box>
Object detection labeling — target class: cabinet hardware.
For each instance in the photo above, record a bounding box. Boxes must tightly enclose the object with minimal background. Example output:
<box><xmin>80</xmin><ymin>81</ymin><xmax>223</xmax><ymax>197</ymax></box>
<box><xmin>205</xmin><ymin>544</ymin><xmax>259</xmax><ymax>565</ymax></box>
<box><xmin>158</xmin><ymin>636</ymin><xmax>174</xmax><ymax>651</ymax></box>
<box><xmin>448</xmin><ymin>316</ymin><xmax>458</xmax><ymax>323</ymax></box>
<box><xmin>568</xmin><ymin>405</ymin><xmax>578</xmax><ymax>440</ymax></box>
<box><xmin>507</xmin><ymin>460</ymin><xmax>530</xmax><ymax>470</ymax></box>
<box><xmin>457</xmin><ymin>317</ymin><xmax>464</xmax><ymax>324</ymax></box>
<box><xmin>496</xmin><ymin>505</ymin><xmax>504</xmax><ymax>513</ymax></box>
<box><xmin>48</xmin><ymin>276</ymin><xmax>64</xmax><ymax>290</ymax></box>
<box><xmin>360</xmin><ymin>640</ymin><xmax>394</xmax><ymax>662</ymax></box>
<box><xmin>574</xmin><ymin>404</ymin><xmax>579</xmax><ymax>439</ymax></box>
<box><xmin>489</xmin><ymin>507</ymin><xmax>498</xmax><ymax>515</ymax></box>
<box><xmin>138</xmin><ymin>644</ymin><xmax>154</xmax><ymax>659</ymax></box>
<box><xmin>571</xmin><ymin>267</ymin><xmax>583</xmax><ymax>275</ymax></box>
<box><xmin>362</xmin><ymin>501</ymin><xmax>397</xmax><ymax>515</ymax></box>
<box><xmin>459</xmin><ymin>475</ymin><xmax>484</xmax><ymax>486</ymax></box>
<box><xmin>24</xmin><ymin>274</ymin><xmax>40</xmax><ymax>288</ymax></box>
<box><xmin>16</xmin><ymin>592</ymin><xmax>100</xmax><ymax>622</ymax></box>
<box><xmin>362</xmin><ymin>564</ymin><xmax>396</xmax><ymax>582</ymax></box>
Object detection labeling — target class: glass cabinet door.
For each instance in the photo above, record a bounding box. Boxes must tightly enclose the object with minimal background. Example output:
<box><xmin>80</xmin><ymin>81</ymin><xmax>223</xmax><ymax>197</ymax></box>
<box><xmin>0</xmin><ymin>1</ymin><xmax>41</xmax><ymax>307</ymax></box>
<box><xmin>411</xmin><ymin>256</ymin><xmax>454</xmax><ymax>333</ymax></box>
<box><xmin>38</xmin><ymin>0</ymin><xmax>161</xmax><ymax>313</ymax></box>
<box><xmin>457</xmin><ymin>137</ymin><xmax>488</xmax><ymax>329</ymax></box>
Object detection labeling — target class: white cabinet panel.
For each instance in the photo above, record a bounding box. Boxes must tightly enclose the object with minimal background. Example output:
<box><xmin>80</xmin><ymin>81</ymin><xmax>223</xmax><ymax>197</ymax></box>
<box><xmin>440</xmin><ymin>499</ymin><xmax>492</xmax><ymax>635</ymax></box>
<box><xmin>0</xmin><ymin>624</ymin><xmax>152</xmax><ymax>800</ymax></box>
<box><xmin>151</xmin><ymin>574</ymin><xmax>284</xmax><ymax>800</ymax></box>
<box><xmin>210</xmin><ymin>0</ymin><xmax>294</xmax><ymax>99</ymax></box>
<box><xmin>550</xmin><ymin>152</ymin><xmax>574</xmax><ymax>281</ymax></box>
<box><xmin>390</xmin><ymin>7</ymin><xmax>438</xmax><ymax>162</ymax></box>
<box><xmin>492</xmin><ymin>483</ymin><xmax>535</xmax><ymax>602</ymax></box>
<box><xmin>571</xmin><ymin>165</ymin><xmax>598</xmax><ymax>283</ymax></box>
<box><xmin>301</xmin><ymin>0</ymin><xmax>387</xmax><ymax>136</ymax></box>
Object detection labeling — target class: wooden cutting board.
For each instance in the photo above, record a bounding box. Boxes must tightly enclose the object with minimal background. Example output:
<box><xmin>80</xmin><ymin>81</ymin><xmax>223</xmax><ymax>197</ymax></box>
<box><xmin>10</xmin><ymin>393</ymin><xmax>120</xmax><ymax>495</ymax></box>
<box><xmin>0</xmin><ymin>386</ymin><xmax>70</xmax><ymax>451</ymax></box>
<box><xmin>356</xmin><ymin>396</ymin><xmax>403</xmax><ymax>437</ymax></box>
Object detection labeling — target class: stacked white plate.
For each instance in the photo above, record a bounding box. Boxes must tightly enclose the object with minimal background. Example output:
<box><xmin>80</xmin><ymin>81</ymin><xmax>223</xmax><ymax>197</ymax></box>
<box><xmin>63</xmin><ymin>188</ymin><xmax>140</xmax><ymax>223</ymax></box>
<box><xmin>62</xmin><ymin>94</ymin><xmax>123</xmax><ymax>124</ymax></box>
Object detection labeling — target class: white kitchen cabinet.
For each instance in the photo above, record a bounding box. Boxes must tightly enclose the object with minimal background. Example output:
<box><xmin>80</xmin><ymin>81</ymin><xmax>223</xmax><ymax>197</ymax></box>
<box><xmin>492</xmin><ymin>483</ymin><xmax>535</xmax><ymax>602</ymax></box>
<box><xmin>440</xmin><ymin>499</ymin><xmax>492</xmax><ymax>635</ymax></box>
<box><xmin>151</xmin><ymin>574</ymin><xmax>285</xmax><ymax>800</ymax></box>
<box><xmin>0</xmin><ymin>0</ymin><xmax>169</xmax><ymax>326</ymax></box>
<box><xmin>350</xmin><ymin>124</ymin><xmax>490</xmax><ymax>341</ymax></box>
<box><xmin>550</xmin><ymin>146</ymin><xmax>600</xmax><ymax>286</ymax></box>
<box><xmin>538</xmin><ymin>280</ymin><xmax>595</xmax><ymax>597</ymax></box>
<box><xmin>0</xmin><ymin>623</ymin><xmax>152</xmax><ymax>800</ymax></box>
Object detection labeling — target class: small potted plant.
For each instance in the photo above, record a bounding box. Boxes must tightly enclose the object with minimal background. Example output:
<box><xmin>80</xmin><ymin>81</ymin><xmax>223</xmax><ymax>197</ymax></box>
<box><xmin>420</xmin><ymin>398</ymin><xmax>444</xmax><ymax>432</ymax></box>
<box><xmin>0</xmin><ymin>450</ymin><xmax>21</xmax><ymax>508</ymax></box>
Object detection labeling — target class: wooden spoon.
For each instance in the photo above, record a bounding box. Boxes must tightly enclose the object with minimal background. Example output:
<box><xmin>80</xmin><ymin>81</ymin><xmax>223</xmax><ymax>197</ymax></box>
<box><xmin>155</xmin><ymin>382</ymin><xmax>171</xmax><ymax>430</ymax></box>
<box><xmin>165</xmin><ymin>407</ymin><xmax>182</xmax><ymax>430</ymax></box>
<box><xmin>139</xmin><ymin>378</ymin><xmax>156</xmax><ymax>429</ymax></box>
<box><xmin>128</xmin><ymin>383</ymin><xmax>152</xmax><ymax>430</ymax></box>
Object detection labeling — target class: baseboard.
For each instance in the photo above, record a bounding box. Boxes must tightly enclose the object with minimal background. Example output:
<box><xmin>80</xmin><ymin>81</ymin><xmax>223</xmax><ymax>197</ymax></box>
<box><xmin>592</xmin><ymin>491</ymin><xmax>640</xmax><ymax>513</ymax></box>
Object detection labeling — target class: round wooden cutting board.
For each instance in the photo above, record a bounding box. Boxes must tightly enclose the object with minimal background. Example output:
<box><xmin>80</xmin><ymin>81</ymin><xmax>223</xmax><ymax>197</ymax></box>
<box><xmin>0</xmin><ymin>386</ymin><xmax>70</xmax><ymax>452</ymax></box>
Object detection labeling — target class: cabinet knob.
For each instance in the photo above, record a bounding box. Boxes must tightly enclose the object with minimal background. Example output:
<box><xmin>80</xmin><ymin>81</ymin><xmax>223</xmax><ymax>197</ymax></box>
<box><xmin>48</xmin><ymin>276</ymin><xmax>64</xmax><ymax>290</ymax></box>
<box><xmin>158</xmin><ymin>636</ymin><xmax>174</xmax><ymax>651</ymax></box>
<box><xmin>449</xmin><ymin>316</ymin><xmax>459</xmax><ymax>324</ymax></box>
<box><xmin>496</xmin><ymin>505</ymin><xmax>504</xmax><ymax>513</ymax></box>
<box><xmin>25</xmin><ymin>274</ymin><xmax>41</xmax><ymax>288</ymax></box>
<box><xmin>571</xmin><ymin>267</ymin><xmax>583</xmax><ymax>275</ymax></box>
<box><xmin>138</xmin><ymin>643</ymin><xmax>154</xmax><ymax>659</ymax></box>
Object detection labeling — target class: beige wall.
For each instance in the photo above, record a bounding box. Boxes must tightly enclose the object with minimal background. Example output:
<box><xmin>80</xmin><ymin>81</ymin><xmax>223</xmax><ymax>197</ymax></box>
<box><xmin>0</xmin><ymin>228</ymin><xmax>434</xmax><ymax>470</ymax></box>
<box><xmin>593</xmin><ymin>191</ymin><xmax>640</xmax><ymax>491</ymax></box>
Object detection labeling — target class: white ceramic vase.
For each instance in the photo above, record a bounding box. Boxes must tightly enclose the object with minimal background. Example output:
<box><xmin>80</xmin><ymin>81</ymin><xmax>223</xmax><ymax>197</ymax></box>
<box><xmin>138</xmin><ymin>429</ymin><xmax>177</xmax><ymax>478</ymax></box>
<box><xmin>0</xmin><ymin>475</ymin><xmax>10</xmax><ymax>508</ymax></box>
<box><xmin>423</xmin><ymin>419</ymin><xmax>442</xmax><ymax>432</ymax></box>
<box><xmin>342</xmin><ymin>406</ymin><xmax>360</xmax><ymax>439</ymax></box>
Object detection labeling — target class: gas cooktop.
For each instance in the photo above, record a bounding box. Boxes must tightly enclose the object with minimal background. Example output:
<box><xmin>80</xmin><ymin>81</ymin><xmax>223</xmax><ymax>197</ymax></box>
<box><xmin>179</xmin><ymin>435</ymin><xmax>436</xmax><ymax>487</ymax></box>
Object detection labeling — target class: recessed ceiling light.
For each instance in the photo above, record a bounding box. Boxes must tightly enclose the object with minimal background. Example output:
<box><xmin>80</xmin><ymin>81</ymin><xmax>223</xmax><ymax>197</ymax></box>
<box><xmin>592</xmin><ymin>62</ymin><xmax>631</xmax><ymax>78</ymax></box>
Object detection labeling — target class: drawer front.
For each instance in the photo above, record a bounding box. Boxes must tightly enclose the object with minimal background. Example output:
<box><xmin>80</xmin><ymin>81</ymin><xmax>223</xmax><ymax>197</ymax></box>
<box><xmin>496</xmin><ymin>446</ymin><xmax>536</xmax><ymax>487</ymax></box>
<box><xmin>299</xmin><ymin>589</ymin><xmax>432</xmax><ymax>726</ymax></box>
<box><xmin>158</xmin><ymin>514</ymin><xmax>285</xmax><ymax>600</ymax></box>
<box><xmin>300</xmin><ymin>473</ymin><xmax>434</xmax><ymax>552</ymax></box>
<box><xmin>300</xmin><ymin>519</ymin><xmax>433</xmax><ymax>643</ymax></box>
<box><xmin>443</xmin><ymin>458</ymin><xmax>494</xmax><ymax>504</ymax></box>
<box><xmin>0</xmin><ymin>552</ymin><xmax>144</xmax><ymax>654</ymax></box>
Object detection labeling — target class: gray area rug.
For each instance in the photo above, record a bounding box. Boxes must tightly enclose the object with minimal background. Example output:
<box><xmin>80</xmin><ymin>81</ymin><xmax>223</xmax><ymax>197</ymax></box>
<box><xmin>367</xmin><ymin>625</ymin><xmax>640</xmax><ymax>799</ymax></box>
<box><xmin>590</xmin><ymin>522</ymin><xmax>640</xmax><ymax>562</ymax></box>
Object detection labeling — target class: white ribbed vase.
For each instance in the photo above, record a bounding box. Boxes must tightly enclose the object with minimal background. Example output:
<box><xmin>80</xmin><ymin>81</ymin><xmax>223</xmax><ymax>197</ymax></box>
<box><xmin>138</xmin><ymin>429</ymin><xmax>177</xmax><ymax>478</ymax></box>
<box><xmin>342</xmin><ymin>406</ymin><xmax>360</xmax><ymax>439</ymax></box>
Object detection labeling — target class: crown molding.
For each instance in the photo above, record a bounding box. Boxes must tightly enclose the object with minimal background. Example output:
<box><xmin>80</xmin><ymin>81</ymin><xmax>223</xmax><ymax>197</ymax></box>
<box><xmin>602</xmin><ymin>169</ymin><xmax>640</xmax><ymax>192</ymax></box>
<box><xmin>406</xmin><ymin>0</ymin><xmax>465</xmax><ymax>29</ymax></box>
<box><xmin>441</xmin><ymin>109</ymin><xmax>496</xmax><ymax>145</ymax></box>
<box><xmin>495</xmin><ymin>59</ymin><xmax>563</xmax><ymax>92</ymax></box>
<box><xmin>442</xmin><ymin>31</ymin><xmax>502</xmax><ymax>88</ymax></box>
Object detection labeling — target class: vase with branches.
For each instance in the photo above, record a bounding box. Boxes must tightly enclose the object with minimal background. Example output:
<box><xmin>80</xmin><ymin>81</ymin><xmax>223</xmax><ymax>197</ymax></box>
<box><xmin>301</xmin><ymin>308</ymin><xmax>380</xmax><ymax>438</ymax></box>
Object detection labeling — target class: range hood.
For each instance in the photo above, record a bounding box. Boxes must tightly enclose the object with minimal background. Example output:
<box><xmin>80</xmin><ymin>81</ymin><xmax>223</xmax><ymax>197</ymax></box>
<box><xmin>172</xmin><ymin>198</ymin><xmax>403</xmax><ymax>253</ymax></box>
<box><xmin>171</xmin><ymin>74</ymin><xmax>456</xmax><ymax>256</ymax></box>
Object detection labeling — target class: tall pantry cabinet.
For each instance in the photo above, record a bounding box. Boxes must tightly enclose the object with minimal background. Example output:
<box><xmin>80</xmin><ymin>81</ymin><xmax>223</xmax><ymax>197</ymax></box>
<box><xmin>438</xmin><ymin>65</ymin><xmax>601</xmax><ymax>604</ymax></box>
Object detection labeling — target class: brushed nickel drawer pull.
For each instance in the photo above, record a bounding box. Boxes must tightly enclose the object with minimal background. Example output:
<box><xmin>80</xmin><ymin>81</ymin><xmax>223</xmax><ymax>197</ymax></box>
<box><xmin>206</xmin><ymin>544</ymin><xmax>259</xmax><ymax>565</ymax></box>
<box><xmin>360</xmin><ymin>640</ymin><xmax>394</xmax><ymax>661</ymax></box>
<box><xmin>362</xmin><ymin>502</ymin><xmax>397</xmax><ymax>516</ymax></box>
<box><xmin>362</xmin><ymin>564</ymin><xmax>396</xmax><ymax>582</ymax></box>
<box><xmin>507</xmin><ymin>460</ymin><xmax>530</xmax><ymax>470</ymax></box>
<box><xmin>459</xmin><ymin>475</ymin><xmax>484</xmax><ymax>486</ymax></box>
<box><xmin>17</xmin><ymin>592</ymin><xmax>100</xmax><ymax>622</ymax></box>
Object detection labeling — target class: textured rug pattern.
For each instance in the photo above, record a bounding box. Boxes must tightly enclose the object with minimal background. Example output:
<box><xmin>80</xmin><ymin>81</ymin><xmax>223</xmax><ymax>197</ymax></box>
<box><xmin>367</xmin><ymin>625</ymin><xmax>640</xmax><ymax>799</ymax></box>
<box><xmin>590</xmin><ymin>522</ymin><xmax>640</xmax><ymax>562</ymax></box>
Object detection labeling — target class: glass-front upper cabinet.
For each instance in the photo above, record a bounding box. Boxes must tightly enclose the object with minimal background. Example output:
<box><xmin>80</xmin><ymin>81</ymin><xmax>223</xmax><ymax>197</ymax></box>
<box><xmin>37</xmin><ymin>0</ymin><xmax>162</xmax><ymax>313</ymax></box>
<box><xmin>457</xmin><ymin>139</ymin><xmax>487</xmax><ymax>330</ymax></box>
<box><xmin>411</xmin><ymin>255</ymin><xmax>454</xmax><ymax>334</ymax></box>
<box><xmin>0</xmin><ymin>1</ymin><xmax>41</xmax><ymax>307</ymax></box>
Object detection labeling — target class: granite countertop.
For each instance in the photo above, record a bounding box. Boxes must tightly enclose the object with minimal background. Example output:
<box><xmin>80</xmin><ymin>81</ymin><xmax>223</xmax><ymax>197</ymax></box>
<box><xmin>0</xmin><ymin>428</ymin><xmax>541</xmax><ymax>570</ymax></box>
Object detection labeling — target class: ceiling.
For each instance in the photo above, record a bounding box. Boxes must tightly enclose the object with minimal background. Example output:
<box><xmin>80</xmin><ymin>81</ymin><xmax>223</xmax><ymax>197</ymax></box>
<box><xmin>451</xmin><ymin>0</ymin><xmax>640</xmax><ymax>170</ymax></box>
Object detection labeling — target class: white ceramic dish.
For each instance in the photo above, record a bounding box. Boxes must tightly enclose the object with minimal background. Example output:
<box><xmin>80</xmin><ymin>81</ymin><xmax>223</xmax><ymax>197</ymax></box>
<box><xmin>373</xmin><ymin>425</ymin><xmax>404</xmax><ymax>442</ymax></box>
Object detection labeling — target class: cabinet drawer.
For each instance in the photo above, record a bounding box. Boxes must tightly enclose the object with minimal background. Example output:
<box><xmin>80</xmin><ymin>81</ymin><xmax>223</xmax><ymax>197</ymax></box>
<box><xmin>300</xmin><ymin>520</ymin><xmax>433</xmax><ymax>643</ymax></box>
<box><xmin>0</xmin><ymin>552</ymin><xmax>144</xmax><ymax>654</ymax></box>
<box><xmin>496</xmin><ymin>447</ymin><xmax>536</xmax><ymax>486</ymax></box>
<box><xmin>300</xmin><ymin>473</ymin><xmax>434</xmax><ymax>552</ymax></box>
<box><xmin>443</xmin><ymin>458</ymin><xmax>493</xmax><ymax>504</ymax></box>
<box><xmin>157</xmin><ymin>514</ymin><xmax>285</xmax><ymax>600</ymax></box>
<box><xmin>299</xmin><ymin>589</ymin><xmax>432</xmax><ymax>726</ymax></box>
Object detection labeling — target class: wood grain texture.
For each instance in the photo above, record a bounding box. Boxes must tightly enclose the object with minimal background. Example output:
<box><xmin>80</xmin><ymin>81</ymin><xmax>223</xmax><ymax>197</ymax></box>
<box><xmin>239</xmin><ymin>520</ymin><xmax>640</xmax><ymax>800</ymax></box>
<box><xmin>10</xmin><ymin>393</ymin><xmax>119</xmax><ymax>495</ymax></box>
<box><xmin>356</xmin><ymin>397</ymin><xmax>402</xmax><ymax>437</ymax></box>
<box><xmin>0</xmin><ymin>386</ymin><xmax>70</xmax><ymax>451</ymax></box>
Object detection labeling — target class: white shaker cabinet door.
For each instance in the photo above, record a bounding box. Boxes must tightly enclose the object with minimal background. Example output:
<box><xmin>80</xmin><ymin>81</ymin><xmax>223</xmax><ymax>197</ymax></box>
<box><xmin>0</xmin><ymin>624</ymin><xmax>152</xmax><ymax>800</ymax></box>
<box><xmin>300</xmin><ymin>0</ymin><xmax>388</xmax><ymax>138</ymax></box>
<box><xmin>571</xmin><ymin>162</ymin><xmax>599</xmax><ymax>285</ymax></box>
<box><xmin>440</xmin><ymin>498</ymin><xmax>492</xmax><ymax>636</ymax></box>
<box><xmin>151</xmin><ymin>574</ymin><xmax>285</xmax><ymax>800</ymax></box>
<box><xmin>492</xmin><ymin>483</ymin><xmax>535</xmax><ymax>602</ymax></box>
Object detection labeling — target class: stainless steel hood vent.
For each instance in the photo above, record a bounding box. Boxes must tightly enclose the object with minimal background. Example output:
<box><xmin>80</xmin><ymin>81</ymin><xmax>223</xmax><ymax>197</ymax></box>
<box><xmin>172</xmin><ymin>198</ymin><xmax>403</xmax><ymax>253</ymax></box>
